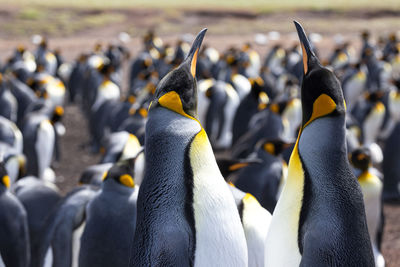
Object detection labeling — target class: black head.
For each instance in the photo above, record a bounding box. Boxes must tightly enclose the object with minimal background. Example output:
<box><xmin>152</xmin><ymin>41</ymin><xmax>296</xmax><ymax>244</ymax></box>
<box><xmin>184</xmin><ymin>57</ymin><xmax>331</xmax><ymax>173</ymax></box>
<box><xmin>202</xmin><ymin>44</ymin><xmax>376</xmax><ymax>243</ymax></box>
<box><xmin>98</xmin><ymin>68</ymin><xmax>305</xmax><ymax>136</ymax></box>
<box><xmin>350</xmin><ymin>147</ymin><xmax>371</xmax><ymax>172</ymax></box>
<box><xmin>268</xmin><ymin>99</ymin><xmax>292</xmax><ymax>115</ymax></box>
<box><xmin>150</xmin><ymin>29</ymin><xmax>207</xmax><ymax>119</ymax></box>
<box><xmin>216</xmin><ymin>157</ymin><xmax>262</xmax><ymax>180</ymax></box>
<box><xmin>0</xmin><ymin>161</ymin><xmax>10</xmax><ymax>189</ymax></box>
<box><xmin>51</xmin><ymin>106</ymin><xmax>64</xmax><ymax>124</ymax></box>
<box><xmin>102</xmin><ymin>156</ymin><xmax>140</xmax><ymax>188</ymax></box>
<box><xmin>294</xmin><ymin>21</ymin><xmax>346</xmax><ymax>130</ymax></box>
<box><xmin>256</xmin><ymin>138</ymin><xmax>293</xmax><ymax>156</ymax></box>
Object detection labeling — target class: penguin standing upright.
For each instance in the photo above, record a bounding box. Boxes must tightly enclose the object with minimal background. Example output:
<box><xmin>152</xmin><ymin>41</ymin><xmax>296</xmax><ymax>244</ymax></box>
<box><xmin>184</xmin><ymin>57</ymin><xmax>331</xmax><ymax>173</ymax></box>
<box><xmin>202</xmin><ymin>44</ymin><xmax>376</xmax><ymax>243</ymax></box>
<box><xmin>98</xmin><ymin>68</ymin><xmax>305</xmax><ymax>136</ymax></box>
<box><xmin>382</xmin><ymin>81</ymin><xmax>400</xmax><ymax>201</ymax></box>
<box><xmin>14</xmin><ymin>176</ymin><xmax>62</xmax><ymax>267</ymax></box>
<box><xmin>36</xmin><ymin>186</ymin><xmax>97</xmax><ymax>267</ymax></box>
<box><xmin>228</xmin><ymin>185</ymin><xmax>271</xmax><ymax>267</ymax></box>
<box><xmin>265</xmin><ymin>21</ymin><xmax>374</xmax><ymax>266</ymax></box>
<box><xmin>130</xmin><ymin>29</ymin><xmax>248</xmax><ymax>266</ymax></box>
<box><xmin>350</xmin><ymin>147</ymin><xmax>385</xmax><ymax>267</ymax></box>
<box><xmin>0</xmin><ymin>161</ymin><xmax>30</xmax><ymax>267</ymax></box>
<box><xmin>234</xmin><ymin>138</ymin><xmax>290</xmax><ymax>213</ymax></box>
<box><xmin>79</xmin><ymin>158</ymin><xmax>139</xmax><ymax>267</ymax></box>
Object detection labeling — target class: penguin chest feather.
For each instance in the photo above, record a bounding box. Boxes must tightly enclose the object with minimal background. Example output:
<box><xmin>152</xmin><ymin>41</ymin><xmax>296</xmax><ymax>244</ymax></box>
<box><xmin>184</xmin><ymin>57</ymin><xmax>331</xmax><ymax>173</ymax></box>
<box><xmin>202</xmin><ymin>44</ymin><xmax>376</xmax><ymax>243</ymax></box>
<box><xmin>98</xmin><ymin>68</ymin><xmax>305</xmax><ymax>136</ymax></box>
<box><xmin>189</xmin><ymin>129</ymin><xmax>248</xmax><ymax>267</ymax></box>
<box><xmin>265</xmin><ymin>142</ymin><xmax>303</xmax><ymax>266</ymax></box>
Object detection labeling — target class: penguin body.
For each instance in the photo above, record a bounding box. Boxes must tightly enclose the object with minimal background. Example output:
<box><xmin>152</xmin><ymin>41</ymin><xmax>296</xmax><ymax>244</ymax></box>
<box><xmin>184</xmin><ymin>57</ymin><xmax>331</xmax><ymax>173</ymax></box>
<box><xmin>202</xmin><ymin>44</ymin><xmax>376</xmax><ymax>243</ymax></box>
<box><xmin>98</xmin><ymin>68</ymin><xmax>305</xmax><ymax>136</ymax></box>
<box><xmin>14</xmin><ymin>176</ymin><xmax>62</xmax><ymax>266</ymax></box>
<box><xmin>0</xmin><ymin>164</ymin><xmax>30</xmax><ymax>267</ymax></box>
<box><xmin>79</xmin><ymin>161</ymin><xmax>138</xmax><ymax>267</ymax></box>
<box><xmin>232</xmin><ymin>77</ymin><xmax>269</xmax><ymax>145</ymax></box>
<box><xmin>0</xmin><ymin>116</ymin><xmax>23</xmax><ymax>153</ymax></box>
<box><xmin>382</xmin><ymin>88</ymin><xmax>400</xmax><ymax>201</ymax></box>
<box><xmin>235</xmin><ymin>139</ymin><xmax>289</xmax><ymax>213</ymax></box>
<box><xmin>0</xmin><ymin>143</ymin><xmax>25</xmax><ymax>184</ymax></box>
<box><xmin>265</xmin><ymin>22</ymin><xmax>374</xmax><ymax>266</ymax></box>
<box><xmin>229</xmin><ymin>185</ymin><xmax>271</xmax><ymax>267</ymax></box>
<box><xmin>8</xmin><ymin>77</ymin><xmax>37</xmax><ymax>126</ymax></box>
<box><xmin>91</xmin><ymin>78</ymin><xmax>120</xmax><ymax>113</ymax></box>
<box><xmin>0</xmin><ymin>80</ymin><xmax>18</xmax><ymax>122</ymax></box>
<box><xmin>232</xmin><ymin>106</ymin><xmax>285</xmax><ymax>158</ymax></box>
<box><xmin>198</xmin><ymin>79</ymin><xmax>240</xmax><ymax>149</ymax></box>
<box><xmin>22</xmin><ymin>112</ymin><xmax>56</xmax><ymax>180</ymax></box>
<box><xmin>36</xmin><ymin>186</ymin><xmax>97</xmax><ymax>267</ymax></box>
<box><xmin>382</xmin><ymin>121</ymin><xmax>400</xmax><ymax>201</ymax></box>
<box><xmin>342</xmin><ymin>66</ymin><xmax>367</xmax><ymax>110</ymax></box>
<box><xmin>131</xmin><ymin>29</ymin><xmax>248</xmax><ymax>266</ymax></box>
<box><xmin>351</xmin><ymin>148</ymin><xmax>385</xmax><ymax>267</ymax></box>
<box><xmin>231</xmin><ymin>73</ymin><xmax>251</xmax><ymax>101</ymax></box>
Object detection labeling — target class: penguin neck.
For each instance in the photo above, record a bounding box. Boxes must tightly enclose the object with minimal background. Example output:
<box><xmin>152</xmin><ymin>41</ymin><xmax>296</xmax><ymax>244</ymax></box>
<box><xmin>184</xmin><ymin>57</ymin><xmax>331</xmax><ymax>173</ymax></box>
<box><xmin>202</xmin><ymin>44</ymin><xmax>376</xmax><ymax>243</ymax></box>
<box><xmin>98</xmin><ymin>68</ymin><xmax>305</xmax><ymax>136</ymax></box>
<box><xmin>142</xmin><ymin>106</ymin><xmax>201</xmax><ymax>209</ymax></box>
<box><xmin>298</xmin><ymin>114</ymin><xmax>349</xmax><ymax>185</ymax></box>
<box><xmin>102</xmin><ymin>179</ymin><xmax>134</xmax><ymax>195</ymax></box>
<box><xmin>0</xmin><ymin>186</ymin><xmax>6</xmax><ymax>194</ymax></box>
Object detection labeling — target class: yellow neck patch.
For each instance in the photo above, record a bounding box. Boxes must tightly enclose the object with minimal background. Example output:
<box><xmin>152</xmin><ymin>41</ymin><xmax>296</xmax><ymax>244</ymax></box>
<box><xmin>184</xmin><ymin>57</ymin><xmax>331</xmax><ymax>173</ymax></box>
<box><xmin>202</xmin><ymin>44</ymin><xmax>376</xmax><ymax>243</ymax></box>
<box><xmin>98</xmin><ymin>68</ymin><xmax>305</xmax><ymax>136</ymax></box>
<box><xmin>120</xmin><ymin>174</ymin><xmax>135</xmax><ymax>188</ymax></box>
<box><xmin>158</xmin><ymin>91</ymin><xmax>196</xmax><ymax>121</ymax></box>
<box><xmin>228</xmin><ymin>162</ymin><xmax>249</xmax><ymax>172</ymax></box>
<box><xmin>270</xmin><ymin>103</ymin><xmax>279</xmax><ymax>114</ymax></box>
<box><xmin>303</xmin><ymin>94</ymin><xmax>337</xmax><ymax>129</ymax></box>
<box><xmin>2</xmin><ymin>175</ymin><xmax>10</xmax><ymax>188</ymax></box>
<box><xmin>374</xmin><ymin>102</ymin><xmax>385</xmax><ymax>114</ymax></box>
<box><xmin>101</xmin><ymin>171</ymin><xmax>108</xmax><ymax>181</ymax></box>
<box><xmin>264</xmin><ymin>143</ymin><xmax>275</xmax><ymax>155</ymax></box>
<box><xmin>358</xmin><ymin>171</ymin><xmax>375</xmax><ymax>183</ymax></box>
<box><xmin>242</xmin><ymin>193</ymin><xmax>259</xmax><ymax>205</ymax></box>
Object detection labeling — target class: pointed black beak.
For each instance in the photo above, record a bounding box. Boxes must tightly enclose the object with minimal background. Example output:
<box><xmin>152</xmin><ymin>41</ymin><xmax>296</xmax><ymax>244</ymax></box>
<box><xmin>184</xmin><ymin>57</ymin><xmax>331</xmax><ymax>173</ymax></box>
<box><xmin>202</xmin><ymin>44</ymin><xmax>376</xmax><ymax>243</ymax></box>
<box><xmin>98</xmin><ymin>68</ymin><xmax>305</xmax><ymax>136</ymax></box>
<box><xmin>184</xmin><ymin>28</ymin><xmax>207</xmax><ymax>78</ymax></box>
<box><xmin>293</xmin><ymin>21</ymin><xmax>316</xmax><ymax>74</ymax></box>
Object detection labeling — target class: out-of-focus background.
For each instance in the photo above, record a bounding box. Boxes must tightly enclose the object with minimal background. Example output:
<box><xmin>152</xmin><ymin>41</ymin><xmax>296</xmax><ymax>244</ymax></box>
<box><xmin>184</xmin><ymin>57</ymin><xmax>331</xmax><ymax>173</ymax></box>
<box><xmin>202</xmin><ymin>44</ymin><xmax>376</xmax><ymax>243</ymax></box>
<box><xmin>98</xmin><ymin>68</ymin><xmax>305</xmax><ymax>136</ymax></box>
<box><xmin>0</xmin><ymin>0</ymin><xmax>399</xmax><ymax>265</ymax></box>
<box><xmin>0</xmin><ymin>0</ymin><xmax>399</xmax><ymax>60</ymax></box>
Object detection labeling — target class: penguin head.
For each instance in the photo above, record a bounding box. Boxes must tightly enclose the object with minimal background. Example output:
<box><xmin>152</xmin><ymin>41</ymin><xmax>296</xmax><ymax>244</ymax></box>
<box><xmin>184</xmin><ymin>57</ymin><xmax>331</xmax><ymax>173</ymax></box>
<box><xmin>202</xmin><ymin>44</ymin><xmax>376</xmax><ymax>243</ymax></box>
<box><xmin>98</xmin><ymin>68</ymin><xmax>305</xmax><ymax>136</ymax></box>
<box><xmin>51</xmin><ymin>106</ymin><xmax>64</xmax><ymax>124</ymax></box>
<box><xmin>256</xmin><ymin>138</ymin><xmax>293</xmax><ymax>156</ymax></box>
<box><xmin>102</xmin><ymin>156</ymin><xmax>141</xmax><ymax>188</ymax></box>
<box><xmin>0</xmin><ymin>161</ymin><xmax>10</xmax><ymax>189</ymax></box>
<box><xmin>268</xmin><ymin>99</ymin><xmax>291</xmax><ymax>115</ymax></box>
<box><xmin>294</xmin><ymin>21</ymin><xmax>346</xmax><ymax>130</ymax></box>
<box><xmin>350</xmin><ymin>147</ymin><xmax>372</xmax><ymax>172</ymax></box>
<box><xmin>149</xmin><ymin>29</ymin><xmax>207</xmax><ymax>119</ymax></box>
<box><xmin>216</xmin><ymin>157</ymin><xmax>262</xmax><ymax>180</ymax></box>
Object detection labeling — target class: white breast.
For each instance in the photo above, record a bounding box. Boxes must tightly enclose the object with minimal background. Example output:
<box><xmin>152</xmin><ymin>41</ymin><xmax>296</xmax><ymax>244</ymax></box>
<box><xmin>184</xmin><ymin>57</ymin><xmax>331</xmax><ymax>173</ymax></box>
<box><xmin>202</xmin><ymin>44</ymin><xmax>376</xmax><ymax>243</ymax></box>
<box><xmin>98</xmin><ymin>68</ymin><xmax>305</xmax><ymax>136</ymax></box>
<box><xmin>36</xmin><ymin>120</ymin><xmax>55</xmax><ymax>180</ymax></box>
<box><xmin>190</xmin><ymin>129</ymin><xmax>248</xmax><ymax>267</ymax></box>
<box><xmin>241</xmin><ymin>194</ymin><xmax>271</xmax><ymax>267</ymax></box>
<box><xmin>72</xmin><ymin>221</ymin><xmax>86</xmax><ymax>267</ymax></box>
<box><xmin>197</xmin><ymin>79</ymin><xmax>213</xmax><ymax>125</ymax></box>
<box><xmin>265</xmin><ymin>147</ymin><xmax>303</xmax><ymax>267</ymax></box>
<box><xmin>216</xmin><ymin>84</ymin><xmax>240</xmax><ymax>149</ymax></box>
<box><xmin>232</xmin><ymin>74</ymin><xmax>251</xmax><ymax>101</ymax></box>
<box><xmin>363</xmin><ymin>103</ymin><xmax>385</xmax><ymax>145</ymax></box>
<box><xmin>43</xmin><ymin>247</ymin><xmax>53</xmax><ymax>267</ymax></box>
<box><xmin>359</xmin><ymin>173</ymin><xmax>384</xmax><ymax>267</ymax></box>
<box><xmin>343</xmin><ymin>74</ymin><xmax>366</xmax><ymax>109</ymax></box>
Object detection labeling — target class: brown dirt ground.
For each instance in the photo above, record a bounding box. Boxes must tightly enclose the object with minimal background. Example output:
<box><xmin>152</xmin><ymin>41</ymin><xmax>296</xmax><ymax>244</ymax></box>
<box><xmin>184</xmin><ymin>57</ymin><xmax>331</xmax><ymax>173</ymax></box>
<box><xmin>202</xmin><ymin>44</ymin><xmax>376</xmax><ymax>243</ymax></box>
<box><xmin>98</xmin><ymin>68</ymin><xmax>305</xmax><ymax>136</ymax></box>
<box><xmin>0</xmin><ymin>7</ymin><xmax>398</xmax><ymax>265</ymax></box>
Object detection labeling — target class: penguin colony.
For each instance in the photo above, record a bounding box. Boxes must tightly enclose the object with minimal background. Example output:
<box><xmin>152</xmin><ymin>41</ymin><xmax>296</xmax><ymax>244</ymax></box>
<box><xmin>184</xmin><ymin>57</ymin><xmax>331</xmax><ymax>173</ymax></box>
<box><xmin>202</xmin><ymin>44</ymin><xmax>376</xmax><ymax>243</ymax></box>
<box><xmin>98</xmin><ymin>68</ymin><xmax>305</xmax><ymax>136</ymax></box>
<box><xmin>0</xmin><ymin>20</ymin><xmax>399</xmax><ymax>267</ymax></box>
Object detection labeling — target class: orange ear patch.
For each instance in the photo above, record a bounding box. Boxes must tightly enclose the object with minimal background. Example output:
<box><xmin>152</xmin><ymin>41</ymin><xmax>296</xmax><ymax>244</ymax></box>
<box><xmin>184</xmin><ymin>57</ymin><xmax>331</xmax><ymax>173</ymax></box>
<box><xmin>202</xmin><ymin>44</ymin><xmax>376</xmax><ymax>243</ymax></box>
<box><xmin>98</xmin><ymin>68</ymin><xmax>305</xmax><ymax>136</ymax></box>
<box><xmin>301</xmin><ymin>44</ymin><xmax>308</xmax><ymax>74</ymax></box>
<box><xmin>191</xmin><ymin>48</ymin><xmax>199</xmax><ymax>78</ymax></box>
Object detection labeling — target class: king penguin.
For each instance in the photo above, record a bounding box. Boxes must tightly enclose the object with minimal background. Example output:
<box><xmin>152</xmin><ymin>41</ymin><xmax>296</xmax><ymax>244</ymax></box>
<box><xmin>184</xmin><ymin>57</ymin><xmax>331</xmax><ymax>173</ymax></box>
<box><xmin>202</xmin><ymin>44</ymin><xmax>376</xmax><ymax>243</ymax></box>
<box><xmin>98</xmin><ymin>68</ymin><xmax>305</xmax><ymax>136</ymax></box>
<box><xmin>79</xmin><ymin>157</ymin><xmax>139</xmax><ymax>267</ymax></box>
<box><xmin>36</xmin><ymin>185</ymin><xmax>97</xmax><ymax>267</ymax></box>
<box><xmin>130</xmin><ymin>29</ymin><xmax>248</xmax><ymax>266</ymax></box>
<box><xmin>265</xmin><ymin>21</ymin><xmax>374</xmax><ymax>266</ymax></box>
<box><xmin>350</xmin><ymin>147</ymin><xmax>385</xmax><ymax>267</ymax></box>
<box><xmin>0</xmin><ymin>160</ymin><xmax>30</xmax><ymax>267</ymax></box>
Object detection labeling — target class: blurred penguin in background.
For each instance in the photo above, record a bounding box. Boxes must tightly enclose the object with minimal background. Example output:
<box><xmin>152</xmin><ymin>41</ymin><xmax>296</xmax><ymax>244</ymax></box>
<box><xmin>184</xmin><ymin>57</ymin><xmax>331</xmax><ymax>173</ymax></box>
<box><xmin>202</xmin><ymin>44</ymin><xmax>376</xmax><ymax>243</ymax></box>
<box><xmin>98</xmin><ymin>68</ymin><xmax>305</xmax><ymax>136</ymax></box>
<box><xmin>350</xmin><ymin>147</ymin><xmax>385</xmax><ymax>267</ymax></box>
